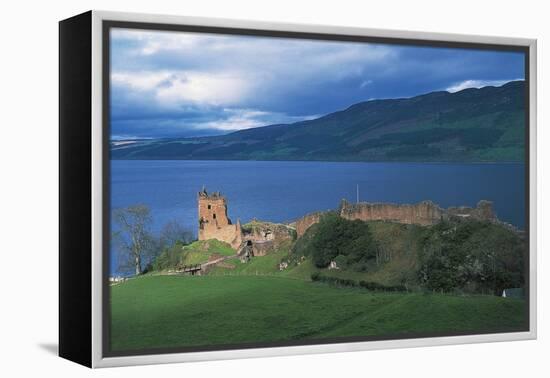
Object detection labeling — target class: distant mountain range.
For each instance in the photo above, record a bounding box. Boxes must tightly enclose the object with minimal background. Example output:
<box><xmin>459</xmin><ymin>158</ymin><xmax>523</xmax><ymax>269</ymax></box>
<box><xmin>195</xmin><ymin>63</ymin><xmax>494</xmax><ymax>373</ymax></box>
<box><xmin>111</xmin><ymin>81</ymin><xmax>526</xmax><ymax>162</ymax></box>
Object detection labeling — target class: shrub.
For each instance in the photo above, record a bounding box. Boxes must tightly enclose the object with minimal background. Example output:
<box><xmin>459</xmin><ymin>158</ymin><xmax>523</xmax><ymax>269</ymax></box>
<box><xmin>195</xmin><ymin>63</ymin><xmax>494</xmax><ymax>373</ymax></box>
<box><xmin>333</xmin><ymin>255</ymin><xmax>348</xmax><ymax>269</ymax></box>
<box><xmin>141</xmin><ymin>263</ymin><xmax>153</xmax><ymax>275</ymax></box>
<box><xmin>296</xmin><ymin>213</ymin><xmax>378</xmax><ymax>270</ymax></box>
<box><xmin>418</xmin><ymin>220</ymin><xmax>525</xmax><ymax>295</ymax></box>
<box><xmin>359</xmin><ymin>280</ymin><xmax>407</xmax><ymax>292</ymax></box>
<box><xmin>311</xmin><ymin>273</ymin><xmax>407</xmax><ymax>292</ymax></box>
<box><xmin>153</xmin><ymin>243</ymin><xmax>185</xmax><ymax>271</ymax></box>
<box><xmin>289</xmin><ymin>228</ymin><xmax>298</xmax><ymax>241</ymax></box>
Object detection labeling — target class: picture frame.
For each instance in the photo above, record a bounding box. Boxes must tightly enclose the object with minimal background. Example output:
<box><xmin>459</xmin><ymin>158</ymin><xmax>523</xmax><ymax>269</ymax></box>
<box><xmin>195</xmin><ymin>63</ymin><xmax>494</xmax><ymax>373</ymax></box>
<box><xmin>59</xmin><ymin>10</ymin><xmax>537</xmax><ymax>368</ymax></box>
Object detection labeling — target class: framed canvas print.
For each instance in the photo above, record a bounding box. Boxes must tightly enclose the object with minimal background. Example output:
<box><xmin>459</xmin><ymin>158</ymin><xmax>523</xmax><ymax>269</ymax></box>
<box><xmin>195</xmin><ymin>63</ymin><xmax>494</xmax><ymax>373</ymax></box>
<box><xmin>59</xmin><ymin>10</ymin><xmax>537</xmax><ymax>368</ymax></box>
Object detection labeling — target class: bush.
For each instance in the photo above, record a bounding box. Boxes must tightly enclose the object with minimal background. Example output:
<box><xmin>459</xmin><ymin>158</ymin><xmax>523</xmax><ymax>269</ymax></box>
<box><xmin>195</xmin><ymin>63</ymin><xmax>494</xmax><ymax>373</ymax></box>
<box><xmin>359</xmin><ymin>280</ymin><xmax>407</xmax><ymax>292</ymax></box>
<box><xmin>418</xmin><ymin>220</ymin><xmax>525</xmax><ymax>295</ymax></box>
<box><xmin>296</xmin><ymin>213</ymin><xmax>378</xmax><ymax>270</ymax></box>
<box><xmin>311</xmin><ymin>273</ymin><xmax>407</xmax><ymax>292</ymax></box>
<box><xmin>289</xmin><ymin>228</ymin><xmax>298</xmax><ymax>241</ymax></box>
<box><xmin>333</xmin><ymin>254</ymin><xmax>348</xmax><ymax>269</ymax></box>
<box><xmin>141</xmin><ymin>263</ymin><xmax>153</xmax><ymax>275</ymax></box>
<box><xmin>153</xmin><ymin>242</ymin><xmax>185</xmax><ymax>271</ymax></box>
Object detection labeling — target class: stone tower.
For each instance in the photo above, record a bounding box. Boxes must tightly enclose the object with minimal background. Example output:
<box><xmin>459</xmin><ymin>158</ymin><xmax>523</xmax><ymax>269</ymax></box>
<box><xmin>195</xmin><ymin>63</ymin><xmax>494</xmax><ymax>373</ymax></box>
<box><xmin>198</xmin><ymin>187</ymin><xmax>242</xmax><ymax>249</ymax></box>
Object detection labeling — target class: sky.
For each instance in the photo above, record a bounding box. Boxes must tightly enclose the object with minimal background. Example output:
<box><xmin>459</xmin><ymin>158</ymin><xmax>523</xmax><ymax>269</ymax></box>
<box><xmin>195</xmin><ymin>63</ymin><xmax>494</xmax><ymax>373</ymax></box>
<box><xmin>110</xmin><ymin>28</ymin><xmax>525</xmax><ymax>139</ymax></box>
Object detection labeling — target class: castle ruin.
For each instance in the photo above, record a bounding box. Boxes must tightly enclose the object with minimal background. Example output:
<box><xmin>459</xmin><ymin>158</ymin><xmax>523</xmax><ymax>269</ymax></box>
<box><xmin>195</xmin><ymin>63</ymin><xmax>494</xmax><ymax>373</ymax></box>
<box><xmin>296</xmin><ymin>199</ymin><xmax>497</xmax><ymax>237</ymax></box>
<box><xmin>197</xmin><ymin>188</ymin><xmax>295</xmax><ymax>254</ymax></box>
<box><xmin>198</xmin><ymin>188</ymin><xmax>242</xmax><ymax>249</ymax></box>
<box><xmin>197</xmin><ymin>187</ymin><xmax>498</xmax><ymax>252</ymax></box>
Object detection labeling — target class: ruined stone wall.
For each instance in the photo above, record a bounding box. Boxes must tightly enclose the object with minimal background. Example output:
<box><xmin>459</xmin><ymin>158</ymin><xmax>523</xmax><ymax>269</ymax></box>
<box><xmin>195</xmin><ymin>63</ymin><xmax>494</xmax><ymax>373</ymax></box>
<box><xmin>445</xmin><ymin>200</ymin><xmax>496</xmax><ymax>221</ymax></box>
<box><xmin>196</xmin><ymin>188</ymin><xmax>497</xmax><ymax>251</ymax></box>
<box><xmin>242</xmin><ymin>221</ymin><xmax>295</xmax><ymax>256</ymax></box>
<box><xmin>200</xmin><ymin>223</ymin><xmax>242</xmax><ymax>249</ymax></box>
<box><xmin>340</xmin><ymin>199</ymin><xmax>443</xmax><ymax>226</ymax></box>
<box><xmin>250</xmin><ymin>241</ymin><xmax>274</xmax><ymax>257</ymax></box>
<box><xmin>295</xmin><ymin>199</ymin><xmax>497</xmax><ymax>238</ymax></box>
<box><xmin>296</xmin><ymin>211</ymin><xmax>326</xmax><ymax>238</ymax></box>
<box><xmin>243</xmin><ymin>222</ymin><xmax>293</xmax><ymax>243</ymax></box>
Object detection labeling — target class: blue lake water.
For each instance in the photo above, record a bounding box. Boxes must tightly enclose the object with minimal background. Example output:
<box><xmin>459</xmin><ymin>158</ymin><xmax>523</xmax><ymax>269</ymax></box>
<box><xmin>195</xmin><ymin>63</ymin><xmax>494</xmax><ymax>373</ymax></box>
<box><xmin>110</xmin><ymin>160</ymin><xmax>526</xmax><ymax>275</ymax></box>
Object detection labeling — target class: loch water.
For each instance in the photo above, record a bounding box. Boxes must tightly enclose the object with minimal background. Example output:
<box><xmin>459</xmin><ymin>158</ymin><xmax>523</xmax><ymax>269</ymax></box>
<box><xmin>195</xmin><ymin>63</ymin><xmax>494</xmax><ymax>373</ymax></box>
<box><xmin>110</xmin><ymin>160</ymin><xmax>526</xmax><ymax>274</ymax></box>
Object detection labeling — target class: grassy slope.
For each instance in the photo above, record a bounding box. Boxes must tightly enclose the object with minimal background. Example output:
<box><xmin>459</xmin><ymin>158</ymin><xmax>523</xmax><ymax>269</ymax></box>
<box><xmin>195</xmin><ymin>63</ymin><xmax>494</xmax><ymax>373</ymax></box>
<box><xmin>208</xmin><ymin>222</ymin><xmax>423</xmax><ymax>286</ymax></box>
<box><xmin>208</xmin><ymin>241</ymin><xmax>293</xmax><ymax>276</ymax></box>
<box><xmin>208</xmin><ymin>251</ymin><xmax>286</xmax><ymax>276</ymax></box>
<box><xmin>154</xmin><ymin>239</ymin><xmax>235</xmax><ymax>270</ymax></box>
<box><xmin>110</xmin><ymin>275</ymin><xmax>525</xmax><ymax>352</ymax></box>
<box><xmin>182</xmin><ymin>240</ymin><xmax>235</xmax><ymax>265</ymax></box>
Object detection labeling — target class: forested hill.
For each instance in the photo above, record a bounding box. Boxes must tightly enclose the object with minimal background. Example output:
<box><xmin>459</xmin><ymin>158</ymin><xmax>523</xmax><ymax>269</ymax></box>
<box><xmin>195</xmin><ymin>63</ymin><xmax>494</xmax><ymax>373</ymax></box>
<box><xmin>111</xmin><ymin>81</ymin><xmax>526</xmax><ymax>162</ymax></box>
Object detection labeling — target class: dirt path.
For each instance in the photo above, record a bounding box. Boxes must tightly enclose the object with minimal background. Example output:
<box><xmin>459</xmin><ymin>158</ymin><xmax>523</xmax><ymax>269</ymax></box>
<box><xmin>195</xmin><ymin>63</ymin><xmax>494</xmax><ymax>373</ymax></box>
<box><xmin>201</xmin><ymin>254</ymin><xmax>239</xmax><ymax>269</ymax></box>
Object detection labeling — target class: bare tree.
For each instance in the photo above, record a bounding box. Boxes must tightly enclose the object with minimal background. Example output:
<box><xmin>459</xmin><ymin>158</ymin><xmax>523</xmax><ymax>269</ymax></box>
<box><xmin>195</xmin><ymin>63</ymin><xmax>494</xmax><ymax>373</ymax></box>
<box><xmin>112</xmin><ymin>204</ymin><xmax>154</xmax><ymax>275</ymax></box>
<box><xmin>159</xmin><ymin>220</ymin><xmax>194</xmax><ymax>249</ymax></box>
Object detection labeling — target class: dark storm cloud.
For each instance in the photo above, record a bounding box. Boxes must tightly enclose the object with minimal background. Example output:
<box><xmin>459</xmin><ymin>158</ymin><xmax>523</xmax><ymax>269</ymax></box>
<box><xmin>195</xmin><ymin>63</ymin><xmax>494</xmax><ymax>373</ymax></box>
<box><xmin>110</xmin><ymin>28</ymin><xmax>524</xmax><ymax>138</ymax></box>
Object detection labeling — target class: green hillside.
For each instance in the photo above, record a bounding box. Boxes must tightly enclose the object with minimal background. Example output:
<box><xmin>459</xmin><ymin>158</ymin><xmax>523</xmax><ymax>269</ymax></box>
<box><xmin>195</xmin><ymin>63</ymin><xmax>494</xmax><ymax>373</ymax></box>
<box><xmin>111</xmin><ymin>81</ymin><xmax>525</xmax><ymax>162</ymax></box>
<box><xmin>153</xmin><ymin>239</ymin><xmax>235</xmax><ymax>271</ymax></box>
<box><xmin>110</xmin><ymin>275</ymin><xmax>526</xmax><ymax>352</ymax></box>
<box><xmin>110</xmin><ymin>216</ymin><xmax>527</xmax><ymax>352</ymax></box>
<box><xmin>290</xmin><ymin>216</ymin><xmax>525</xmax><ymax>295</ymax></box>
<box><xmin>151</xmin><ymin>217</ymin><xmax>525</xmax><ymax>296</ymax></box>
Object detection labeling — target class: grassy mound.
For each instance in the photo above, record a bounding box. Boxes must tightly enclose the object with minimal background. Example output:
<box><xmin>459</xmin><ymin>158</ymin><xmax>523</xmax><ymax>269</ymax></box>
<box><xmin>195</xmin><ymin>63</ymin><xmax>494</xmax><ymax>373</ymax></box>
<box><xmin>110</xmin><ymin>275</ymin><xmax>526</xmax><ymax>352</ymax></box>
<box><xmin>153</xmin><ymin>239</ymin><xmax>235</xmax><ymax>271</ymax></box>
<box><xmin>289</xmin><ymin>220</ymin><xmax>425</xmax><ymax>286</ymax></box>
<box><xmin>291</xmin><ymin>216</ymin><xmax>525</xmax><ymax>294</ymax></box>
<box><xmin>208</xmin><ymin>248</ymin><xmax>290</xmax><ymax>276</ymax></box>
<box><xmin>182</xmin><ymin>239</ymin><xmax>235</xmax><ymax>264</ymax></box>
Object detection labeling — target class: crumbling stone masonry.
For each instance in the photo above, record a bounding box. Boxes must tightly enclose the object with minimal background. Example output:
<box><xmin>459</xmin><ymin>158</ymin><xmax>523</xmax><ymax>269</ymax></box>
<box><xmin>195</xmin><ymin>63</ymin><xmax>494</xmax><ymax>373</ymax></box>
<box><xmin>198</xmin><ymin>188</ymin><xmax>242</xmax><ymax>249</ymax></box>
<box><xmin>197</xmin><ymin>187</ymin><xmax>498</xmax><ymax>250</ymax></box>
<box><xmin>241</xmin><ymin>221</ymin><xmax>294</xmax><ymax>256</ymax></box>
<box><xmin>295</xmin><ymin>211</ymin><xmax>325</xmax><ymax>239</ymax></box>
<box><xmin>296</xmin><ymin>199</ymin><xmax>496</xmax><ymax>237</ymax></box>
<box><xmin>197</xmin><ymin>188</ymin><xmax>295</xmax><ymax>254</ymax></box>
<box><xmin>340</xmin><ymin>199</ymin><xmax>443</xmax><ymax>226</ymax></box>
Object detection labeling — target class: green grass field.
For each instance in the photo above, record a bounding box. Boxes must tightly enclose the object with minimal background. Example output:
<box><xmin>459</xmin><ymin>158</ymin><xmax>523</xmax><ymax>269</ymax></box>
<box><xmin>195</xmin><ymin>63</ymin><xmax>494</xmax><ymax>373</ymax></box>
<box><xmin>110</xmin><ymin>275</ymin><xmax>526</xmax><ymax>352</ymax></box>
